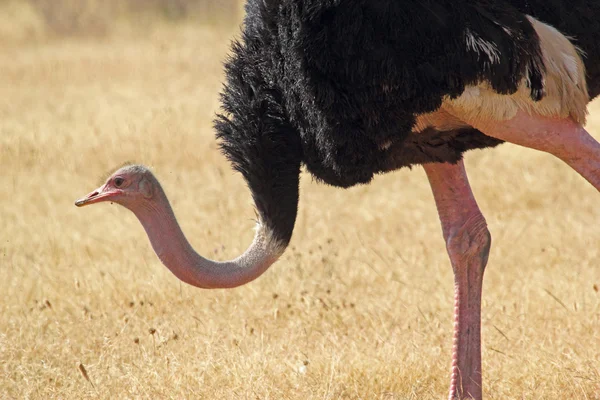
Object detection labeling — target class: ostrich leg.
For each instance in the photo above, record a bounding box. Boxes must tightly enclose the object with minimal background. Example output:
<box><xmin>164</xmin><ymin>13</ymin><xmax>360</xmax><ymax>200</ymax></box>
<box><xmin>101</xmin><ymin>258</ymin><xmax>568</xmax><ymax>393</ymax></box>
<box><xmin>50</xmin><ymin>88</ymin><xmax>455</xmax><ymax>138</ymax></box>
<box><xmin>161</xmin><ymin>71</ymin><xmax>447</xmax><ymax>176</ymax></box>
<box><xmin>423</xmin><ymin>160</ymin><xmax>491</xmax><ymax>400</ymax></box>
<box><xmin>462</xmin><ymin>111</ymin><xmax>600</xmax><ymax>191</ymax></box>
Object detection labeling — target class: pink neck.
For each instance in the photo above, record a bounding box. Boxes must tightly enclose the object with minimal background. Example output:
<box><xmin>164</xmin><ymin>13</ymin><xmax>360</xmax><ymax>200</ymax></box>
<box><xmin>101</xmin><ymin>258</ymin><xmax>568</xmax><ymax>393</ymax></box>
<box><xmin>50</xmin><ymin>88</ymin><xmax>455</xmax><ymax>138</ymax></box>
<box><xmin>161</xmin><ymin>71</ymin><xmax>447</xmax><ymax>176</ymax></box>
<box><xmin>131</xmin><ymin>189</ymin><xmax>284</xmax><ymax>289</ymax></box>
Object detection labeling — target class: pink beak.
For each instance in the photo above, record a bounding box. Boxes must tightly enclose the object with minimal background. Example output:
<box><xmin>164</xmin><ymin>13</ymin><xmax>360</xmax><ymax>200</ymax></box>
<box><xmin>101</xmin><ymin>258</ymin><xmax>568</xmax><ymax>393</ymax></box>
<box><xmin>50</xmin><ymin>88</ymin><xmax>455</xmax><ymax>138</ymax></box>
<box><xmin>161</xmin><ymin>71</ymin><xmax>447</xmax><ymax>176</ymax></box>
<box><xmin>75</xmin><ymin>185</ymin><xmax>121</xmax><ymax>207</ymax></box>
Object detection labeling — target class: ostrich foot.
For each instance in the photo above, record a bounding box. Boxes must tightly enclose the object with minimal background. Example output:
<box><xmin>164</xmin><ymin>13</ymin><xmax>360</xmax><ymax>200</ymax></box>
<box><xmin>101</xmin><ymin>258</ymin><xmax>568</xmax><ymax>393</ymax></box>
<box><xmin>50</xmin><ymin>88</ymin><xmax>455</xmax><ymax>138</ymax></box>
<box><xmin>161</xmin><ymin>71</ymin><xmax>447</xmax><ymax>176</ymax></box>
<box><xmin>424</xmin><ymin>160</ymin><xmax>491</xmax><ymax>400</ymax></box>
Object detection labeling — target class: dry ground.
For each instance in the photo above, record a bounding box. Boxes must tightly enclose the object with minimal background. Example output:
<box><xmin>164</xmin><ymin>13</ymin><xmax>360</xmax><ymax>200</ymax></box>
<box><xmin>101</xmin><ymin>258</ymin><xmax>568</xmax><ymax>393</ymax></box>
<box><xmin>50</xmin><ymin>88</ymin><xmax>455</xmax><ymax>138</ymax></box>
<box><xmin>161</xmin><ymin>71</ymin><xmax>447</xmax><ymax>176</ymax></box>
<box><xmin>1</xmin><ymin>3</ymin><xmax>599</xmax><ymax>399</ymax></box>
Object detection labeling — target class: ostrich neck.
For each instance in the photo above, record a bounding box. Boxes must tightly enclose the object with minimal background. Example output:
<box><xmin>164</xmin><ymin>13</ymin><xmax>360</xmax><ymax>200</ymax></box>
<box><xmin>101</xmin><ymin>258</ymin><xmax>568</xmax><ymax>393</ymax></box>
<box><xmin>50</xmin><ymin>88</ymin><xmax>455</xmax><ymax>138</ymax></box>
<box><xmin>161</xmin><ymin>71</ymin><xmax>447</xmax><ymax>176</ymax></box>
<box><xmin>132</xmin><ymin>188</ymin><xmax>285</xmax><ymax>289</ymax></box>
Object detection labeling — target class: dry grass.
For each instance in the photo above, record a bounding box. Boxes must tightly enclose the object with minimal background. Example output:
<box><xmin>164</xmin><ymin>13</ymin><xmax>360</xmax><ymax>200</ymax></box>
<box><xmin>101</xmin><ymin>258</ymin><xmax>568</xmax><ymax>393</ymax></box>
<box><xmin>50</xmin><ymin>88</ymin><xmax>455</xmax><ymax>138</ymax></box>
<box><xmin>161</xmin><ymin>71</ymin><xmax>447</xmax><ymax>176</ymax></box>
<box><xmin>0</xmin><ymin>0</ymin><xmax>242</xmax><ymax>41</ymax></box>
<box><xmin>1</xmin><ymin>3</ymin><xmax>599</xmax><ymax>399</ymax></box>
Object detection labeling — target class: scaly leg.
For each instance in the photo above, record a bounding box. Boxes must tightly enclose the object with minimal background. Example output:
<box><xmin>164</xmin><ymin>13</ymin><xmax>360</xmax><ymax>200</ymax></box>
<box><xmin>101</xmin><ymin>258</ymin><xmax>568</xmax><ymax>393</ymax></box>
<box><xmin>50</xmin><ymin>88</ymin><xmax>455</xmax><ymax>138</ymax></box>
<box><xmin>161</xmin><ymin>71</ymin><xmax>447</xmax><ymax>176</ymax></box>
<box><xmin>423</xmin><ymin>160</ymin><xmax>491</xmax><ymax>400</ymax></box>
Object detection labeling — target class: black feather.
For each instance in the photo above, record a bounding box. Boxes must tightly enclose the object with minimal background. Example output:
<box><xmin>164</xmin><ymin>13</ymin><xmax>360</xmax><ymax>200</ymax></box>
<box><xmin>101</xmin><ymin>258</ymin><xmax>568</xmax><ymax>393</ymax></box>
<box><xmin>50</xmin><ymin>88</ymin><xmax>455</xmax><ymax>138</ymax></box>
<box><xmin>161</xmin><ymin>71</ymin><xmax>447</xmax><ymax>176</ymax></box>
<box><xmin>215</xmin><ymin>0</ymin><xmax>600</xmax><ymax>242</ymax></box>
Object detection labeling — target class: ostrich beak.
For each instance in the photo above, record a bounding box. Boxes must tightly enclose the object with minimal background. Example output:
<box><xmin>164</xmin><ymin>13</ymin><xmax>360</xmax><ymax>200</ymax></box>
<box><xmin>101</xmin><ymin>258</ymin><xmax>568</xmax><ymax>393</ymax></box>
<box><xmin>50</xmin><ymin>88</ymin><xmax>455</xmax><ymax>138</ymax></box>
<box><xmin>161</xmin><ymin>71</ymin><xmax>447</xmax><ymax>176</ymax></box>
<box><xmin>75</xmin><ymin>186</ymin><xmax>120</xmax><ymax>207</ymax></box>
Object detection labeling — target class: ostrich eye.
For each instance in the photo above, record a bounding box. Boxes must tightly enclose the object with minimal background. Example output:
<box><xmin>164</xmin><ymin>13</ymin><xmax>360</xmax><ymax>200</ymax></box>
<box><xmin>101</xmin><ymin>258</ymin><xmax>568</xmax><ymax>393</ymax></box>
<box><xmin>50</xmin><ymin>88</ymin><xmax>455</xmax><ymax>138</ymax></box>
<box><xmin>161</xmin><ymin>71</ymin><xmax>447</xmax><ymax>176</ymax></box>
<box><xmin>114</xmin><ymin>177</ymin><xmax>124</xmax><ymax>187</ymax></box>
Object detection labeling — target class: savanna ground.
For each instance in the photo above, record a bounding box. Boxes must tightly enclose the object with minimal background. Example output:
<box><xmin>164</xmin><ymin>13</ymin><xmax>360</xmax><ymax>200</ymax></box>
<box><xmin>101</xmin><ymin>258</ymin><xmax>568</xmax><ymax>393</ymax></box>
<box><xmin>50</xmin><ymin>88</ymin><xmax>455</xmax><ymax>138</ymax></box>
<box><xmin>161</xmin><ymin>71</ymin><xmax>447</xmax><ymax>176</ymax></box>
<box><xmin>1</xmin><ymin>1</ymin><xmax>599</xmax><ymax>399</ymax></box>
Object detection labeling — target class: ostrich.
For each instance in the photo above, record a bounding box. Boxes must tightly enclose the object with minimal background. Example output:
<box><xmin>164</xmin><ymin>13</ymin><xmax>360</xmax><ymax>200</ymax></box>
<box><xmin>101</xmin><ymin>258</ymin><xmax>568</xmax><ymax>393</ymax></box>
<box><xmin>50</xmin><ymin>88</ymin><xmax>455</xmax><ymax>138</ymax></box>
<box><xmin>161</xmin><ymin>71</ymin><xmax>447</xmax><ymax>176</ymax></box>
<box><xmin>75</xmin><ymin>1</ymin><xmax>600</xmax><ymax>399</ymax></box>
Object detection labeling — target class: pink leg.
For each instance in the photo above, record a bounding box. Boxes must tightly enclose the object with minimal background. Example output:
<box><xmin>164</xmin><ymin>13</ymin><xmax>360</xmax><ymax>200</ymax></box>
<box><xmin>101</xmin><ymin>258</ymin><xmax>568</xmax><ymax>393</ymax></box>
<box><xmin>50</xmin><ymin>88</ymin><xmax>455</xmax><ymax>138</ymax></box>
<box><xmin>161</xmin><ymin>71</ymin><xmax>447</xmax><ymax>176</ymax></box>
<box><xmin>463</xmin><ymin>110</ymin><xmax>600</xmax><ymax>190</ymax></box>
<box><xmin>423</xmin><ymin>160</ymin><xmax>491</xmax><ymax>400</ymax></box>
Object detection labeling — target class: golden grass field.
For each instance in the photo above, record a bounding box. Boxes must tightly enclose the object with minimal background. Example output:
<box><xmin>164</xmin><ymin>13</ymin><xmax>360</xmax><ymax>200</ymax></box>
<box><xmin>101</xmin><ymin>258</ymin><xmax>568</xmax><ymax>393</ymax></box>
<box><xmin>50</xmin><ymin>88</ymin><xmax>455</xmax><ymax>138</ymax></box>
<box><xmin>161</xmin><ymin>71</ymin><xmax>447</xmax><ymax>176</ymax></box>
<box><xmin>1</xmin><ymin>2</ymin><xmax>599</xmax><ymax>399</ymax></box>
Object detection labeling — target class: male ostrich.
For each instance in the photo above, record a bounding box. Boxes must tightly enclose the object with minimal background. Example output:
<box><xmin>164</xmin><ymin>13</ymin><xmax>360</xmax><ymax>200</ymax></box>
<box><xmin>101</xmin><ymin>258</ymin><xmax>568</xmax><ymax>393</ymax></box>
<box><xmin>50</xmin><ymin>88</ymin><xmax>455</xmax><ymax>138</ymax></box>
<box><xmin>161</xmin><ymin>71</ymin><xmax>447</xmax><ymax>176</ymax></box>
<box><xmin>76</xmin><ymin>1</ymin><xmax>600</xmax><ymax>399</ymax></box>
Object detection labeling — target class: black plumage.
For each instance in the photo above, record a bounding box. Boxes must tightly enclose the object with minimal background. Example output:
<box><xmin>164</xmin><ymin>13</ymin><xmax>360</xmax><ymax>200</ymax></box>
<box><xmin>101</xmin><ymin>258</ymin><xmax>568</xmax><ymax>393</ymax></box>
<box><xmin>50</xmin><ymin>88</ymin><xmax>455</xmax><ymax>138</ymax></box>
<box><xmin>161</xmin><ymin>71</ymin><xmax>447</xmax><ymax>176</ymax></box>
<box><xmin>215</xmin><ymin>0</ymin><xmax>600</xmax><ymax>243</ymax></box>
<box><xmin>515</xmin><ymin>0</ymin><xmax>600</xmax><ymax>97</ymax></box>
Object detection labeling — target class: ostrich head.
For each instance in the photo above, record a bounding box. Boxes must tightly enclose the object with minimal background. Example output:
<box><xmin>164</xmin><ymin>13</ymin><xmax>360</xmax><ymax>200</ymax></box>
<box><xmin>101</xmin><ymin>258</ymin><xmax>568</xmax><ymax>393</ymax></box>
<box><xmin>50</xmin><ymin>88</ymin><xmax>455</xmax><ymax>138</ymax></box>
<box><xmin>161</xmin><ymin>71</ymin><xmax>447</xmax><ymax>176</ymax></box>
<box><xmin>75</xmin><ymin>164</ymin><xmax>156</xmax><ymax>210</ymax></box>
<box><xmin>75</xmin><ymin>162</ymin><xmax>299</xmax><ymax>289</ymax></box>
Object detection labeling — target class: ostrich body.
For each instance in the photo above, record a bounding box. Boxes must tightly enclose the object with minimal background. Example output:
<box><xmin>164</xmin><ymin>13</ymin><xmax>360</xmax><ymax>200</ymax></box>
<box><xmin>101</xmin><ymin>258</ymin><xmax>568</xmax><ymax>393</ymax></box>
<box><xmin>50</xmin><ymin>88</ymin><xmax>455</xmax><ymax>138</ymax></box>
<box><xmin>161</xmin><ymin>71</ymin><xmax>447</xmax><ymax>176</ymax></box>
<box><xmin>76</xmin><ymin>1</ymin><xmax>600</xmax><ymax>399</ymax></box>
